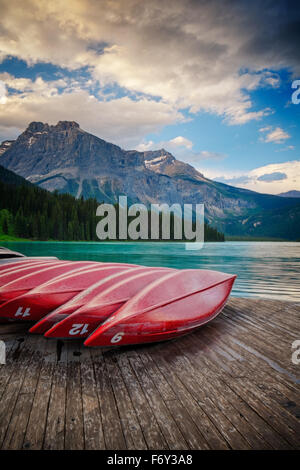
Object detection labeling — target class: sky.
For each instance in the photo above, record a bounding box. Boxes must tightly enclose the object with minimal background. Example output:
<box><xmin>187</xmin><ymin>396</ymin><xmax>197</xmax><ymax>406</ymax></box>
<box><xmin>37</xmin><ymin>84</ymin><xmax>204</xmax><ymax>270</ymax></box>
<box><xmin>0</xmin><ymin>0</ymin><xmax>299</xmax><ymax>195</ymax></box>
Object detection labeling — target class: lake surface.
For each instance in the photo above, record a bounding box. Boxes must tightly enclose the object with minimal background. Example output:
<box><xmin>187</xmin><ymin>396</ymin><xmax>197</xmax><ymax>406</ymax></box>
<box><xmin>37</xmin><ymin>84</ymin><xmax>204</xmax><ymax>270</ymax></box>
<box><xmin>2</xmin><ymin>241</ymin><xmax>300</xmax><ymax>302</ymax></box>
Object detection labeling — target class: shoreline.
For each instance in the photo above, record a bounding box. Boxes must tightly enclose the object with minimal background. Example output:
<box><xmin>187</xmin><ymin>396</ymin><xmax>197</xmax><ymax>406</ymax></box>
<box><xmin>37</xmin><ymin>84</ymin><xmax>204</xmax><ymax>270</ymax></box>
<box><xmin>0</xmin><ymin>238</ymin><xmax>298</xmax><ymax>243</ymax></box>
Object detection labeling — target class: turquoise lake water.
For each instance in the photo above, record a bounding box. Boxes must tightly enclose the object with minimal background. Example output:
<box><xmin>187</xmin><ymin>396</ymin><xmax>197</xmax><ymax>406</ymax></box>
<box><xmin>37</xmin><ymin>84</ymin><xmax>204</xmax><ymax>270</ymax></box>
<box><xmin>2</xmin><ymin>241</ymin><xmax>300</xmax><ymax>302</ymax></box>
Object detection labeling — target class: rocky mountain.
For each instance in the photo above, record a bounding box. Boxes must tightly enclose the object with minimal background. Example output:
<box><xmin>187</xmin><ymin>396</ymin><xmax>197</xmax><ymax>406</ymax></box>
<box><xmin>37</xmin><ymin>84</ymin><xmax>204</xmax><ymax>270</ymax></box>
<box><xmin>0</xmin><ymin>121</ymin><xmax>207</xmax><ymax>201</ymax></box>
<box><xmin>0</xmin><ymin>140</ymin><xmax>14</xmax><ymax>157</ymax></box>
<box><xmin>1</xmin><ymin>121</ymin><xmax>300</xmax><ymax>238</ymax></box>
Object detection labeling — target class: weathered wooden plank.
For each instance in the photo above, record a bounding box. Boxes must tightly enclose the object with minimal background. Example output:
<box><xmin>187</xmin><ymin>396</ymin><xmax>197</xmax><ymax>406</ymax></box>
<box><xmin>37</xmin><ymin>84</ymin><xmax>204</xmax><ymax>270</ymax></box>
<box><xmin>222</xmin><ymin>306</ymin><xmax>293</xmax><ymax>347</ymax></box>
<box><xmin>0</xmin><ymin>336</ymin><xmax>34</xmax><ymax>448</ymax></box>
<box><xmin>155</xmin><ymin>341</ymin><xmax>251</xmax><ymax>450</ymax></box>
<box><xmin>43</xmin><ymin>340</ymin><xmax>68</xmax><ymax>450</ymax></box>
<box><xmin>104</xmin><ymin>350</ymin><xmax>147</xmax><ymax>450</ymax></box>
<box><xmin>91</xmin><ymin>348</ymin><xmax>127</xmax><ymax>450</ymax></box>
<box><xmin>80</xmin><ymin>348</ymin><xmax>105</xmax><ymax>450</ymax></box>
<box><xmin>138</xmin><ymin>349</ymin><xmax>177</xmax><ymax>402</ymax></box>
<box><xmin>227</xmin><ymin>307</ymin><xmax>298</xmax><ymax>343</ymax></box>
<box><xmin>228</xmin><ymin>299</ymin><xmax>299</xmax><ymax>331</ymax></box>
<box><xmin>175</xmin><ymin>338</ymin><xmax>272</xmax><ymax>449</ymax></box>
<box><xmin>216</xmin><ymin>310</ymin><xmax>299</xmax><ymax>380</ymax></box>
<box><xmin>23</xmin><ymin>338</ymin><xmax>56</xmax><ymax>449</ymax></box>
<box><xmin>149</xmin><ymin>343</ymin><xmax>229</xmax><ymax>450</ymax></box>
<box><xmin>0</xmin><ymin>297</ymin><xmax>298</xmax><ymax>451</ymax></box>
<box><xmin>0</xmin><ymin>338</ymin><xmax>20</xmax><ymax>399</ymax></box>
<box><xmin>207</xmin><ymin>315</ymin><xmax>300</xmax><ymax>395</ymax></box>
<box><xmin>2</xmin><ymin>336</ymin><xmax>45</xmax><ymax>450</ymax></box>
<box><xmin>187</xmin><ymin>334</ymin><xmax>293</xmax><ymax>449</ymax></box>
<box><xmin>128</xmin><ymin>349</ymin><xmax>188</xmax><ymax>449</ymax></box>
<box><xmin>194</xmin><ymin>334</ymin><xmax>299</xmax><ymax>448</ymax></box>
<box><xmin>176</xmin><ymin>334</ymin><xmax>283</xmax><ymax>449</ymax></box>
<box><xmin>139</xmin><ymin>347</ymin><xmax>222</xmax><ymax>450</ymax></box>
<box><xmin>64</xmin><ymin>341</ymin><xmax>85</xmax><ymax>450</ymax></box>
<box><xmin>116</xmin><ymin>351</ymin><xmax>168</xmax><ymax>449</ymax></box>
<box><xmin>204</xmin><ymin>323</ymin><xmax>300</xmax><ymax>407</ymax></box>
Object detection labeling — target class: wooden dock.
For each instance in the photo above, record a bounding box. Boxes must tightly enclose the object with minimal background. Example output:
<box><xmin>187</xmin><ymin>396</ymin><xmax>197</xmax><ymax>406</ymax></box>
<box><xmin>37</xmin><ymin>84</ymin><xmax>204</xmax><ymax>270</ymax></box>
<box><xmin>0</xmin><ymin>297</ymin><xmax>299</xmax><ymax>450</ymax></box>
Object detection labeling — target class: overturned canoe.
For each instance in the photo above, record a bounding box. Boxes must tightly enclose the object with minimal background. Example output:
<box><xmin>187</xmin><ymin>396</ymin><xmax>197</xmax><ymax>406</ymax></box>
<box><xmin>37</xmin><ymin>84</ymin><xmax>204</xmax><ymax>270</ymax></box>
<box><xmin>44</xmin><ymin>267</ymin><xmax>173</xmax><ymax>339</ymax></box>
<box><xmin>0</xmin><ymin>261</ymin><xmax>101</xmax><ymax>303</ymax></box>
<box><xmin>0</xmin><ymin>249</ymin><xmax>236</xmax><ymax>347</ymax></box>
<box><xmin>0</xmin><ymin>247</ymin><xmax>25</xmax><ymax>259</ymax></box>
<box><xmin>31</xmin><ymin>266</ymin><xmax>168</xmax><ymax>334</ymax></box>
<box><xmin>29</xmin><ymin>265</ymin><xmax>142</xmax><ymax>334</ymax></box>
<box><xmin>84</xmin><ymin>270</ymin><xmax>236</xmax><ymax>347</ymax></box>
<box><xmin>0</xmin><ymin>256</ymin><xmax>57</xmax><ymax>270</ymax></box>
<box><xmin>0</xmin><ymin>260</ymin><xmax>65</xmax><ymax>291</ymax></box>
<box><xmin>0</xmin><ymin>263</ymin><xmax>138</xmax><ymax>321</ymax></box>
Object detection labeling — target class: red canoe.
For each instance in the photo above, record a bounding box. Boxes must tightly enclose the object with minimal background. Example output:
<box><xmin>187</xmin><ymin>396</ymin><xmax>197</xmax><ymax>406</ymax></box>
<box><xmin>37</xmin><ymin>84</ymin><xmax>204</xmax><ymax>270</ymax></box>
<box><xmin>44</xmin><ymin>268</ymin><xmax>173</xmax><ymax>339</ymax></box>
<box><xmin>30</xmin><ymin>266</ymin><xmax>166</xmax><ymax>334</ymax></box>
<box><xmin>84</xmin><ymin>270</ymin><xmax>236</xmax><ymax>347</ymax></box>
<box><xmin>0</xmin><ymin>247</ymin><xmax>25</xmax><ymax>259</ymax></box>
<box><xmin>0</xmin><ymin>261</ymin><xmax>101</xmax><ymax>304</ymax></box>
<box><xmin>0</xmin><ymin>260</ymin><xmax>66</xmax><ymax>290</ymax></box>
<box><xmin>0</xmin><ymin>259</ymin><xmax>63</xmax><ymax>322</ymax></box>
<box><xmin>0</xmin><ymin>257</ymin><xmax>58</xmax><ymax>269</ymax></box>
<box><xmin>0</xmin><ymin>263</ymin><xmax>138</xmax><ymax>322</ymax></box>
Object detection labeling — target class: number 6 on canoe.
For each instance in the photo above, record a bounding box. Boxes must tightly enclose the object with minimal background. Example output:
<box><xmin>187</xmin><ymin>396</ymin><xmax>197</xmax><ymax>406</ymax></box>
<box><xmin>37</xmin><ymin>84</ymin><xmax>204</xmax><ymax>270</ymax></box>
<box><xmin>111</xmin><ymin>332</ymin><xmax>125</xmax><ymax>343</ymax></box>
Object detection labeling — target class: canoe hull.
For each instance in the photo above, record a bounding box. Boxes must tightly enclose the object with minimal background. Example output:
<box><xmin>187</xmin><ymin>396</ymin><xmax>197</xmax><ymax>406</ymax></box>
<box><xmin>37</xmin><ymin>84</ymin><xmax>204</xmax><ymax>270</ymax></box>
<box><xmin>45</xmin><ymin>302</ymin><xmax>124</xmax><ymax>339</ymax></box>
<box><xmin>43</xmin><ymin>268</ymin><xmax>173</xmax><ymax>339</ymax></box>
<box><xmin>84</xmin><ymin>276</ymin><xmax>236</xmax><ymax>347</ymax></box>
<box><xmin>0</xmin><ymin>265</ymin><xmax>137</xmax><ymax>322</ymax></box>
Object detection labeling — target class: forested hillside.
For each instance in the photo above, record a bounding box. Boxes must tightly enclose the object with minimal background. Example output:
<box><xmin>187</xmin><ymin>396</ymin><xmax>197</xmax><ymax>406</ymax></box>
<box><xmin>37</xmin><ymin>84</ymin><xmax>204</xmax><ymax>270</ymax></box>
<box><xmin>0</xmin><ymin>172</ymin><xmax>224</xmax><ymax>242</ymax></box>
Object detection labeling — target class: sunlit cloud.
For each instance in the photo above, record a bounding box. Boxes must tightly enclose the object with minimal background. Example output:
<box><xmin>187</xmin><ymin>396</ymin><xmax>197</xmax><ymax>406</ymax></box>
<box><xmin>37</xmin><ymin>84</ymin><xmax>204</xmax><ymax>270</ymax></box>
<box><xmin>0</xmin><ymin>75</ymin><xmax>184</xmax><ymax>147</ymax></box>
<box><xmin>211</xmin><ymin>160</ymin><xmax>300</xmax><ymax>194</ymax></box>
<box><xmin>0</xmin><ymin>80</ymin><xmax>7</xmax><ymax>104</ymax></box>
<box><xmin>0</xmin><ymin>0</ymin><xmax>299</xmax><ymax>142</ymax></box>
<box><xmin>168</xmin><ymin>136</ymin><xmax>193</xmax><ymax>149</ymax></box>
<box><xmin>260</xmin><ymin>126</ymin><xmax>291</xmax><ymax>144</ymax></box>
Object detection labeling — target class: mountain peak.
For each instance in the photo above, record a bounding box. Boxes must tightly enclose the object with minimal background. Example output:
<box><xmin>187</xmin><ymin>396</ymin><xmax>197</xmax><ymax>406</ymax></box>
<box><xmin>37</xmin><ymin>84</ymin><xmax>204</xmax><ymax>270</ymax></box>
<box><xmin>26</xmin><ymin>120</ymin><xmax>80</xmax><ymax>133</ymax></box>
<box><xmin>0</xmin><ymin>121</ymin><xmax>207</xmax><ymax>193</ymax></box>
<box><xmin>1</xmin><ymin>121</ymin><xmax>300</xmax><ymax>239</ymax></box>
<box><xmin>26</xmin><ymin>121</ymin><xmax>49</xmax><ymax>133</ymax></box>
<box><xmin>56</xmin><ymin>121</ymin><xmax>80</xmax><ymax>130</ymax></box>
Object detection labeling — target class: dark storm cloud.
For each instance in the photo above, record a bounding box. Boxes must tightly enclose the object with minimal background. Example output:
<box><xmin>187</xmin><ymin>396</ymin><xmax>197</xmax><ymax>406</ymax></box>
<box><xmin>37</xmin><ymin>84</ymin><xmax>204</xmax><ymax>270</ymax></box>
<box><xmin>257</xmin><ymin>172</ymin><xmax>287</xmax><ymax>182</ymax></box>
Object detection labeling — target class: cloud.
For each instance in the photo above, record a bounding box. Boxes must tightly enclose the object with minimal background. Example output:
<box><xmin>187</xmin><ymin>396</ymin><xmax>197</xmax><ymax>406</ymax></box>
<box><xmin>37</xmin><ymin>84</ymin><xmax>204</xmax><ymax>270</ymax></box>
<box><xmin>168</xmin><ymin>136</ymin><xmax>193</xmax><ymax>149</ymax></box>
<box><xmin>0</xmin><ymin>76</ymin><xmax>184</xmax><ymax>146</ymax></box>
<box><xmin>211</xmin><ymin>160</ymin><xmax>300</xmax><ymax>195</ymax></box>
<box><xmin>260</xmin><ymin>126</ymin><xmax>291</xmax><ymax>144</ymax></box>
<box><xmin>257</xmin><ymin>172</ymin><xmax>287</xmax><ymax>182</ymax></box>
<box><xmin>220</xmin><ymin>175</ymin><xmax>251</xmax><ymax>185</ymax></box>
<box><xmin>137</xmin><ymin>136</ymin><xmax>193</xmax><ymax>152</ymax></box>
<box><xmin>275</xmin><ymin>145</ymin><xmax>295</xmax><ymax>152</ymax></box>
<box><xmin>137</xmin><ymin>137</ymin><xmax>227</xmax><ymax>164</ymax></box>
<box><xmin>0</xmin><ymin>0</ymin><xmax>299</xmax><ymax>135</ymax></box>
<box><xmin>261</xmin><ymin>72</ymin><xmax>281</xmax><ymax>88</ymax></box>
<box><xmin>259</xmin><ymin>126</ymin><xmax>271</xmax><ymax>133</ymax></box>
<box><xmin>0</xmin><ymin>80</ymin><xmax>7</xmax><ymax>104</ymax></box>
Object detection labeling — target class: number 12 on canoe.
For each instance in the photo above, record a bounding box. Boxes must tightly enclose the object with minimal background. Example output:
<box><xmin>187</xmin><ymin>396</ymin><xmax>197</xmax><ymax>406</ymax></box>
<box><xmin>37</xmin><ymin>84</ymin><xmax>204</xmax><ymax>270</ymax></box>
<box><xmin>68</xmin><ymin>324</ymin><xmax>90</xmax><ymax>336</ymax></box>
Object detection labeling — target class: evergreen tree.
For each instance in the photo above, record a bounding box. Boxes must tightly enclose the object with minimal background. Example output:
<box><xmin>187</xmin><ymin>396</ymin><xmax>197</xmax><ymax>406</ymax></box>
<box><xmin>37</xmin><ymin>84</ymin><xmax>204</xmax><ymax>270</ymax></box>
<box><xmin>0</xmin><ymin>179</ymin><xmax>225</xmax><ymax>242</ymax></box>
